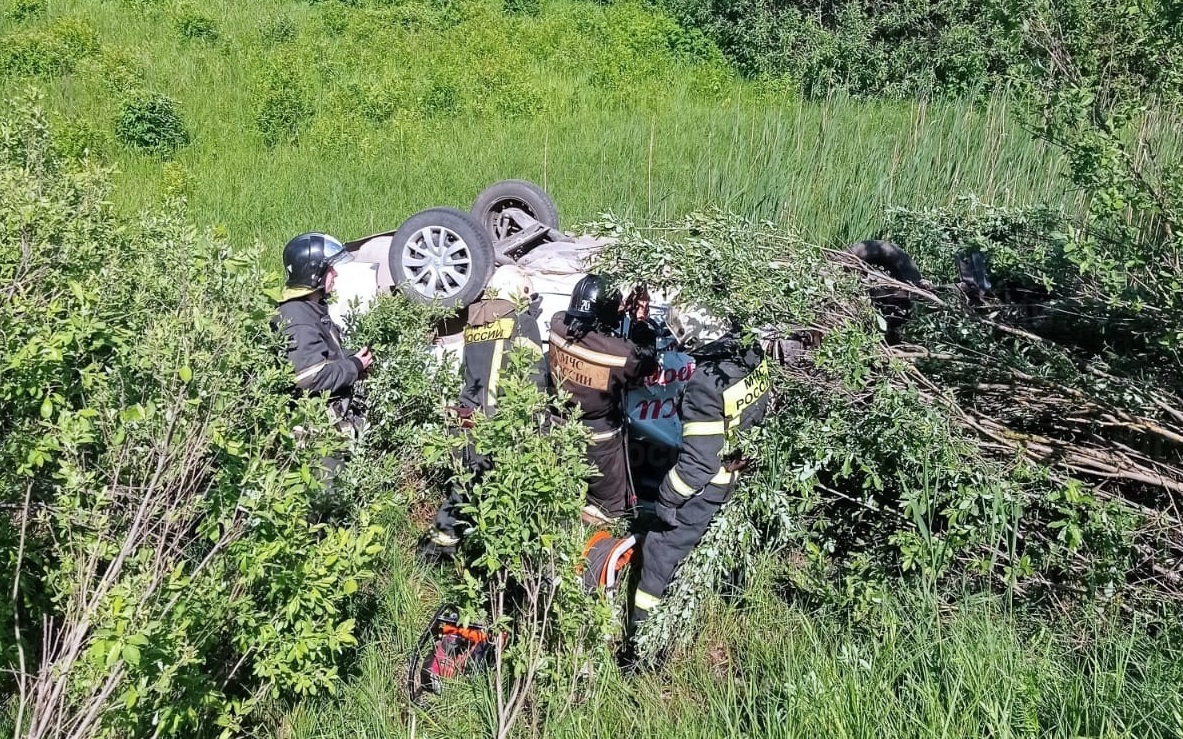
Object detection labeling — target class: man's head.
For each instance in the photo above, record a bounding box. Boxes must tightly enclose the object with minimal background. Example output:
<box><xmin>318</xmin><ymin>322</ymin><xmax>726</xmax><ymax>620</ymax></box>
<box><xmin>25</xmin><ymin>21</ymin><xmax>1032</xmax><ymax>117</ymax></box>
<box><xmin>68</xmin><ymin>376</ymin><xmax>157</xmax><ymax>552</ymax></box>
<box><xmin>282</xmin><ymin>232</ymin><xmax>352</xmax><ymax>296</ymax></box>
<box><xmin>666</xmin><ymin>302</ymin><xmax>736</xmax><ymax>355</ymax></box>
<box><xmin>565</xmin><ymin>274</ymin><xmax>622</xmax><ymax>334</ymax></box>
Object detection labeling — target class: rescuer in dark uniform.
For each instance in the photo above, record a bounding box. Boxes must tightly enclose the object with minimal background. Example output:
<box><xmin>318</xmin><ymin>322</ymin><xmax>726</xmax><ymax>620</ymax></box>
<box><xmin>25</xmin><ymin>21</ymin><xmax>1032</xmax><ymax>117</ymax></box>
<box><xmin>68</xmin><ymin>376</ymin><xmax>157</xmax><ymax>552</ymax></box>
<box><xmin>420</xmin><ymin>266</ymin><xmax>547</xmax><ymax>559</ymax></box>
<box><xmin>626</xmin><ymin>302</ymin><xmax>770</xmax><ymax>653</ymax></box>
<box><xmin>549</xmin><ymin>274</ymin><xmax>657</xmax><ymax>524</ymax></box>
<box><xmin>272</xmin><ymin>232</ymin><xmax>373</xmax><ymax>438</ymax></box>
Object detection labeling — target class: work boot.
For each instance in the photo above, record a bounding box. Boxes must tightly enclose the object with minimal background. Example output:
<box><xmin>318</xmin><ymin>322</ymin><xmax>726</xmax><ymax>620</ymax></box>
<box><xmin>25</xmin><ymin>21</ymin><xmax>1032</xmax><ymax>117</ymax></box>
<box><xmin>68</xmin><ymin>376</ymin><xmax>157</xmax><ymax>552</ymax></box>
<box><xmin>616</xmin><ymin>639</ymin><xmax>641</xmax><ymax>674</ymax></box>
<box><xmin>616</xmin><ymin>638</ymin><xmax>670</xmax><ymax>675</ymax></box>
<box><xmin>416</xmin><ymin>530</ymin><xmax>459</xmax><ymax>564</ymax></box>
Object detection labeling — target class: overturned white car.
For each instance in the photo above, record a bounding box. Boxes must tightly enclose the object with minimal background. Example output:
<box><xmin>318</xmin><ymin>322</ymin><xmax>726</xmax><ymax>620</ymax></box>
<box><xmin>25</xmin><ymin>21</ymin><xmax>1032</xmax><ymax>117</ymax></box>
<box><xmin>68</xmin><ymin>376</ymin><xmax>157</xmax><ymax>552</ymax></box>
<box><xmin>333</xmin><ymin>180</ymin><xmax>694</xmax><ymax>495</ymax></box>
<box><xmin>330</xmin><ymin>180</ymin><xmax>943</xmax><ymax>497</ymax></box>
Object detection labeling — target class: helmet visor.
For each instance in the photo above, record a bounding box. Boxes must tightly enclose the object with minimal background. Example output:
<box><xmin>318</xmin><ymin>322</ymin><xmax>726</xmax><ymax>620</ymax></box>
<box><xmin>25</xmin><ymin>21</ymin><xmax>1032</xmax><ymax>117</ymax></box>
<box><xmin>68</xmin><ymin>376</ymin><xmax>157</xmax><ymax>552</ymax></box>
<box><xmin>323</xmin><ymin>236</ymin><xmax>353</xmax><ymax>268</ymax></box>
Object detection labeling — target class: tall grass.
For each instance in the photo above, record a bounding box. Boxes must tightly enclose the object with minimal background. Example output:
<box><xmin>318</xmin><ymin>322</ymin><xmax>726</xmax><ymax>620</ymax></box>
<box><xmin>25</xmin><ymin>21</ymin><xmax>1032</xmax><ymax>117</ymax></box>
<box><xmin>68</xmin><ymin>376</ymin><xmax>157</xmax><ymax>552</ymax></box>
<box><xmin>2</xmin><ymin>0</ymin><xmax>1075</xmax><ymax>257</ymax></box>
<box><xmin>170</xmin><ymin>92</ymin><xmax>1070</xmax><ymax>252</ymax></box>
<box><xmin>277</xmin><ymin>542</ymin><xmax>1183</xmax><ymax>739</ymax></box>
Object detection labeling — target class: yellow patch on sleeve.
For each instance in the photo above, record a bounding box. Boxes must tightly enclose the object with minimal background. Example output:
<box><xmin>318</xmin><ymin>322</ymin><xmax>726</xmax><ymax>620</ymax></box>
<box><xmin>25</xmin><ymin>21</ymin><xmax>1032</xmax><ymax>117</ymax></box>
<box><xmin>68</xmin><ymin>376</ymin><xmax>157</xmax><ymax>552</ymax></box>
<box><xmin>464</xmin><ymin>317</ymin><xmax>515</xmax><ymax>344</ymax></box>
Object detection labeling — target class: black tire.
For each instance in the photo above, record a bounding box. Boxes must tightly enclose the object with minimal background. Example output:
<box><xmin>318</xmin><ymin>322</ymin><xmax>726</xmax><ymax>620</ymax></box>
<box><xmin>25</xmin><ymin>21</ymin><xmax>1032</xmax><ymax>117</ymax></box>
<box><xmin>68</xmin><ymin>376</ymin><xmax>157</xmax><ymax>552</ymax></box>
<box><xmin>389</xmin><ymin>207</ymin><xmax>495</xmax><ymax>309</ymax></box>
<box><xmin>846</xmin><ymin>240</ymin><xmax>924</xmax><ymax>344</ymax></box>
<box><xmin>471</xmin><ymin>179</ymin><xmax>560</xmax><ymax>242</ymax></box>
<box><xmin>845</xmin><ymin>240</ymin><xmax>924</xmax><ymax>284</ymax></box>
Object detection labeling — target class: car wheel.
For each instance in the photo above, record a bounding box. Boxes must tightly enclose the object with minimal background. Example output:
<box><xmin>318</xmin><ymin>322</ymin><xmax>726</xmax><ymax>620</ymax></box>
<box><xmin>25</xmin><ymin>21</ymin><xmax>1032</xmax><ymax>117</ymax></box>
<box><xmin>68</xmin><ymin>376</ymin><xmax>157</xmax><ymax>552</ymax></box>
<box><xmin>846</xmin><ymin>240</ymin><xmax>925</xmax><ymax>343</ymax></box>
<box><xmin>389</xmin><ymin>207</ymin><xmax>495</xmax><ymax>309</ymax></box>
<box><xmin>846</xmin><ymin>240</ymin><xmax>924</xmax><ymax>284</ymax></box>
<box><xmin>471</xmin><ymin>179</ymin><xmax>560</xmax><ymax>242</ymax></box>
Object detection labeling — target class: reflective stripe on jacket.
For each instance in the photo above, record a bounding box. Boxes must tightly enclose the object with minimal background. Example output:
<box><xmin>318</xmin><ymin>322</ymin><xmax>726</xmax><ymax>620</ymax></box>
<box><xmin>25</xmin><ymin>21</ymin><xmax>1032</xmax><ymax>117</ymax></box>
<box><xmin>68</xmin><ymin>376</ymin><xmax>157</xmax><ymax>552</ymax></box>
<box><xmin>272</xmin><ymin>296</ymin><xmax>361</xmax><ymax>397</ymax></box>
<box><xmin>659</xmin><ymin>340</ymin><xmax>770</xmax><ymax>502</ymax></box>
<box><xmin>548</xmin><ymin>311</ymin><xmax>657</xmax><ymax>427</ymax></box>
<box><xmin>458</xmin><ymin>298</ymin><xmax>546</xmax><ymax>413</ymax></box>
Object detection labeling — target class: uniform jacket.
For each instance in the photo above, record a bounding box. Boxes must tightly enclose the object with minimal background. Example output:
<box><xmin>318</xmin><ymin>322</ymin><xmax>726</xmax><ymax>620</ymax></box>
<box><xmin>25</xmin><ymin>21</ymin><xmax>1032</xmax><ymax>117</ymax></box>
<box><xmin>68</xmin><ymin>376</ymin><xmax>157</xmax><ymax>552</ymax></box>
<box><xmin>658</xmin><ymin>337</ymin><xmax>770</xmax><ymax>509</ymax></box>
<box><xmin>548</xmin><ymin>311</ymin><xmax>657</xmax><ymax>431</ymax></box>
<box><xmin>458</xmin><ymin>298</ymin><xmax>546</xmax><ymax>413</ymax></box>
<box><xmin>272</xmin><ymin>296</ymin><xmax>362</xmax><ymax>398</ymax></box>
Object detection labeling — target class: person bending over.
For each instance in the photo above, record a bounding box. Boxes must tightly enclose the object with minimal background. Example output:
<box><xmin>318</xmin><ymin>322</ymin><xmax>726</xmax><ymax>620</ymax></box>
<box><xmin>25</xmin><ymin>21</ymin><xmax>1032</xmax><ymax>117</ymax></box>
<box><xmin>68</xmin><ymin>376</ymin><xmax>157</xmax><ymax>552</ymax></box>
<box><xmin>419</xmin><ymin>266</ymin><xmax>547</xmax><ymax>559</ymax></box>
<box><xmin>627</xmin><ymin>303</ymin><xmax>770</xmax><ymax>652</ymax></box>
<box><xmin>549</xmin><ymin>274</ymin><xmax>657</xmax><ymax>525</ymax></box>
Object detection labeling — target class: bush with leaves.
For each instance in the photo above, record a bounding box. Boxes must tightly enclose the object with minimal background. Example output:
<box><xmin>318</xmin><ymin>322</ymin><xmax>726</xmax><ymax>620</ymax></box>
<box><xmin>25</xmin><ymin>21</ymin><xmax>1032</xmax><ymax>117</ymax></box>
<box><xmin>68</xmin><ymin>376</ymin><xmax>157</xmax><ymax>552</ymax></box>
<box><xmin>869</xmin><ymin>0</ymin><xmax>1183</xmax><ymax>603</ymax></box>
<box><xmin>1</xmin><ymin>98</ymin><xmax>381</xmax><ymax>738</ymax></box>
<box><xmin>1003</xmin><ymin>0</ymin><xmax>1183</xmax><ymax>356</ymax></box>
<box><xmin>502</xmin><ymin>0</ymin><xmax>541</xmax><ymax>16</ymax></box>
<box><xmin>0</xmin><ymin>17</ymin><xmax>100</xmax><ymax>78</ymax></box>
<box><xmin>423</xmin><ymin>346</ymin><xmax>609</xmax><ymax>738</ymax></box>
<box><xmin>587</xmin><ymin>209</ymin><xmax>1168</xmax><ymax>657</ymax></box>
<box><xmin>258</xmin><ymin>13</ymin><xmax>298</xmax><ymax>45</ymax></box>
<box><xmin>5</xmin><ymin>0</ymin><xmax>45</xmax><ymax>22</ymax></box>
<box><xmin>658</xmin><ymin>0</ymin><xmax>1016</xmax><ymax>98</ymax></box>
<box><xmin>76</xmin><ymin>46</ymin><xmax>147</xmax><ymax>96</ymax></box>
<box><xmin>114</xmin><ymin>92</ymin><xmax>190</xmax><ymax>156</ymax></box>
<box><xmin>175</xmin><ymin>7</ymin><xmax>220</xmax><ymax>42</ymax></box>
<box><xmin>342</xmin><ymin>294</ymin><xmax>459</xmax><ymax>445</ymax></box>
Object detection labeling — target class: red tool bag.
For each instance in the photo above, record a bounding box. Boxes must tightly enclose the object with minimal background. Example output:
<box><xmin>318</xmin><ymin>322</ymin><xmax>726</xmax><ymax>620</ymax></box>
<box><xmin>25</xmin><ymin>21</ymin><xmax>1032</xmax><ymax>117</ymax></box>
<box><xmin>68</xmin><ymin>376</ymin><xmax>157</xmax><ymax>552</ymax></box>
<box><xmin>408</xmin><ymin>604</ymin><xmax>502</xmax><ymax>701</ymax></box>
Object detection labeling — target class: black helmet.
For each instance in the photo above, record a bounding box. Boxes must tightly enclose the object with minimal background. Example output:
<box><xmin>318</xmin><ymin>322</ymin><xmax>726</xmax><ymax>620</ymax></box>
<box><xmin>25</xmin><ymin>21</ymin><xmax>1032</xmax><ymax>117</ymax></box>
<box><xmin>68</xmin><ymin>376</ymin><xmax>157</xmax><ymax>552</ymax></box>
<box><xmin>566</xmin><ymin>274</ymin><xmax>621</xmax><ymax>333</ymax></box>
<box><xmin>282</xmin><ymin>232</ymin><xmax>352</xmax><ymax>291</ymax></box>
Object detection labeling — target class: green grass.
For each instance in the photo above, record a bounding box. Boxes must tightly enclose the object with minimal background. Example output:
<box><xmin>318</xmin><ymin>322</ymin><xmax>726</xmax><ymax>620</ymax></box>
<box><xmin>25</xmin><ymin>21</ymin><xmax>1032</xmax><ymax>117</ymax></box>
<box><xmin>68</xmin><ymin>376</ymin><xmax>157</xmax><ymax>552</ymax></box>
<box><xmin>274</xmin><ymin>523</ymin><xmax>1183</xmax><ymax>739</ymax></box>
<box><xmin>2</xmin><ymin>0</ymin><xmax>1073</xmax><ymax>258</ymax></box>
<box><xmin>6</xmin><ymin>2</ymin><xmax>1183</xmax><ymax>736</ymax></box>
<box><xmin>173</xmin><ymin>92</ymin><xmax>1070</xmax><ymax>252</ymax></box>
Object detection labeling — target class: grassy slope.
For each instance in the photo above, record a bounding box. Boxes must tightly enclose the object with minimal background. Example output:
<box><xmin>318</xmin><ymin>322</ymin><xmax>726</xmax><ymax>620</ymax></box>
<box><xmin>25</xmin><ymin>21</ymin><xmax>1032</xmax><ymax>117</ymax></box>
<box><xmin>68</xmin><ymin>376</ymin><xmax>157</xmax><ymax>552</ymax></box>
<box><xmin>5</xmin><ymin>2</ymin><xmax>1182</xmax><ymax>737</ymax></box>
<box><xmin>3</xmin><ymin>0</ymin><xmax>1068</xmax><ymax>257</ymax></box>
<box><xmin>276</xmin><ymin>515</ymin><xmax>1183</xmax><ymax>739</ymax></box>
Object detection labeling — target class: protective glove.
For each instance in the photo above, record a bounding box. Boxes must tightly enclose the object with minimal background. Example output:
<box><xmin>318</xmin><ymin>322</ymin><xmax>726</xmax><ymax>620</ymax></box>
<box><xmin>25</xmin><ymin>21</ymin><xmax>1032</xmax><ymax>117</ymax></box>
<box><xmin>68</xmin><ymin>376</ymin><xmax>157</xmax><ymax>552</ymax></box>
<box><xmin>656</xmin><ymin>482</ymin><xmax>694</xmax><ymax>524</ymax></box>
<box><xmin>628</xmin><ymin>317</ymin><xmax>658</xmax><ymax>347</ymax></box>
<box><xmin>656</xmin><ymin>499</ymin><xmax>679</xmax><ymax>527</ymax></box>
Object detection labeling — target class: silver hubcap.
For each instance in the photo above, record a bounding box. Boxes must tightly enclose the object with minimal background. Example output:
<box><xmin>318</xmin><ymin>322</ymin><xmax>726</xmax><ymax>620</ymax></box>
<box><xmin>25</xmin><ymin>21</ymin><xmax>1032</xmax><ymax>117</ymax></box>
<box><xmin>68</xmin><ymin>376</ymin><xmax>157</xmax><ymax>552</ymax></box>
<box><xmin>401</xmin><ymin>226</ymin><xmax>473</xmax><ymax>299</ymax></box>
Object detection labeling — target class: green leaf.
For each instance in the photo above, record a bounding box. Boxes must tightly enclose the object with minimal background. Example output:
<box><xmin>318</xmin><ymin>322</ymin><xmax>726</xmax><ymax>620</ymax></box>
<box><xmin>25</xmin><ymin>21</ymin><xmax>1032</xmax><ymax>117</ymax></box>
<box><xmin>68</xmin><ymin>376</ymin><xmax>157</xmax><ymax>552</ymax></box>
<box><xmin>122</xmin><ymin>643</ymin><xmax>141</xmax><ymax>667</ymax></box>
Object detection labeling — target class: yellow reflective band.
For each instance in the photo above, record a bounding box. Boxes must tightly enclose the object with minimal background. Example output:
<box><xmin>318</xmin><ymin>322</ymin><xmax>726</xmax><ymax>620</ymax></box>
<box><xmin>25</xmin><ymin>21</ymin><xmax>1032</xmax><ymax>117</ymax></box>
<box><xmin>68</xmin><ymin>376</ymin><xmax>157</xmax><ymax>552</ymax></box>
<box><xmin>589</xmin><ymin>427</ymin><xmax>622</xmax><ymax>442</ymax></box>
<box><xmin>666</xmin><ymin>468</ymin><xmax>698</xmax><ymax>498</ymax></box>
<box><xmin>429</xmin><ymin>530</ymin><xmax>460</xmax><ymax>546</ymax></box>
<box><xmin>294</xmin><ymin>361</ymin><xmax>328</xmax><ymax>386</ymax></box>
<box><xmin>711</xmin><ymin>467</ymin><xmax>736</xmax><ymax>485</ymax></box>
<box><xmin>634</xmin><ymin>589</ymin><xmax>661</xmax><ymax>611</ymax></box>
<box><xmin>486</xmin><ymin>338</ymin><xmax>506</xmax><ymax>408</ymax></box>
<box><xmin>550</xmin><ymin>335</ymin><xmax>628</xmax><ymax>368</ymax></box>
<box><xmin>723</xmin><ymin>359</ymin><xmax>771</xmax><ymax>423</ymax></box>
<box><xmin>464</xmin><ymin>317</ymin><xmax>515</xmax><ymax>344</ymax></box>
<box><xmin>281</xmin><ymin>286</ymin><xmax>317</xmax><ymax>302</ymax></box>
<box><xmin>683</xmin><ymin>420</ymin><xmax>726</xmax><ymax>437</ymax></box>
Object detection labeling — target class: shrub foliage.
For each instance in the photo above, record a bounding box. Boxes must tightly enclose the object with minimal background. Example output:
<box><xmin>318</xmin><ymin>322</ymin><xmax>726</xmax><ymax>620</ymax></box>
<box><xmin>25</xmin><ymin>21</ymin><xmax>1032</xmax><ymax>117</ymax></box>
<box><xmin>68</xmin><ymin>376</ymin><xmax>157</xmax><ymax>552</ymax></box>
<box><xmin>590</xmin><ymin>198</ymin><xmax>1180</xmax><ymax>655</ymax></box>
<box><xmin>1</xmin><ymin>98</ymin><xmax>380</xmax><ymax>737</ymax></box>
<box><xmin>114</xmin><ymin>92</ymin><xmax>190</xmax><ymax>156</ymax></box>
<box><xmin>658</xmin><ymin>0</ymin><xmax>1016</xmax><ymax>97</ymax></box>
<box><xmin>0</xmin><ymin>17</ymin><xmax>100</xmax><ymax>78</ymax></box>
